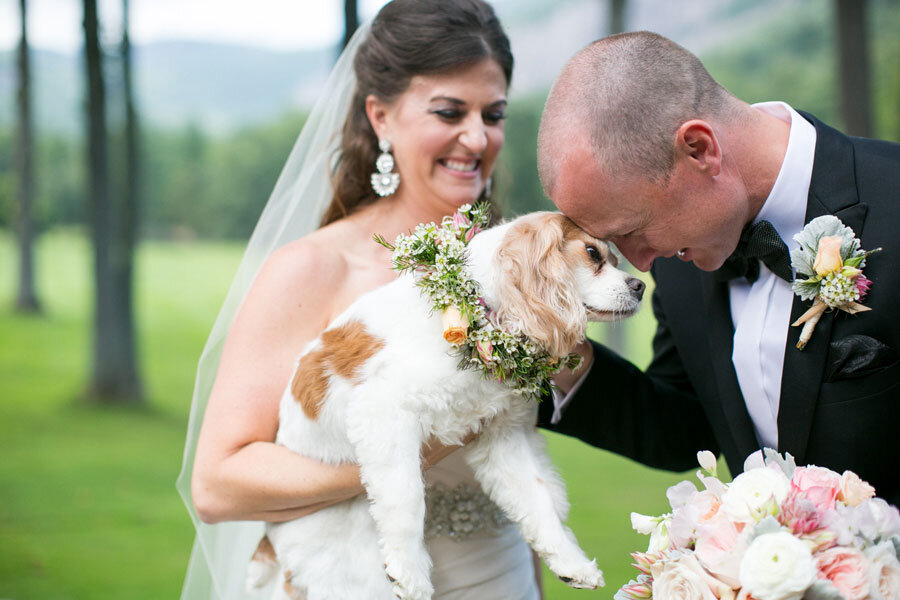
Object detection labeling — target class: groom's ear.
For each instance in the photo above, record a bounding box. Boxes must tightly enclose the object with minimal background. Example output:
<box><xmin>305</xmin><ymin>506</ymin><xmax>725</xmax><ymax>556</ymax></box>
<box><xmin>674</xmin><ymin>120</ymin><xmax>721</xmax><ymax>177</ymax></box>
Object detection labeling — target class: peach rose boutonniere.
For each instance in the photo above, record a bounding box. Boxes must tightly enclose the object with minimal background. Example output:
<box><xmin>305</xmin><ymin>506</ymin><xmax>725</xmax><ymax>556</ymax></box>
<box><xmin>789</xmin><ymin>216</ymin><xmax>882</xmax><ymax>350</ymax></box>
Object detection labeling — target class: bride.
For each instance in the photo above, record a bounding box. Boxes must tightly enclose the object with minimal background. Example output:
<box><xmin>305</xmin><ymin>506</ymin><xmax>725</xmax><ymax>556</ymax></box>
<box><xmin>176</xmin><ymin>1</ymin><xmax>543</xmax><ymax>598</ymax></box>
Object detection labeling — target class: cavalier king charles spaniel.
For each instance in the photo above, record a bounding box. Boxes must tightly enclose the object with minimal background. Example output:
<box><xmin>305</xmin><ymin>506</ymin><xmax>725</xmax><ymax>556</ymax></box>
<box><xmin>247</xmin><ymin>212</ymin><xmax>645</xmax><ymax>600</ymax></box>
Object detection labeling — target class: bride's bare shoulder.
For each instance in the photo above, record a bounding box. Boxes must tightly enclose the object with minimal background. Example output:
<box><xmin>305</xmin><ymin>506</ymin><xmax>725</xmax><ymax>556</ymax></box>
<box><xmin>259</xmin><ymin>225</ymin><xmax>350</xmax><ymax>300</ymax></box>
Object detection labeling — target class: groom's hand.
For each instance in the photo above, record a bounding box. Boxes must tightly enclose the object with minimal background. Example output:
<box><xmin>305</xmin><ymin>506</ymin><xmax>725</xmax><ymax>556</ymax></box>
<box><xmin>552</xmin><ymin>339</ymin><xmax>594</xmax><ymax>396</ymax></box>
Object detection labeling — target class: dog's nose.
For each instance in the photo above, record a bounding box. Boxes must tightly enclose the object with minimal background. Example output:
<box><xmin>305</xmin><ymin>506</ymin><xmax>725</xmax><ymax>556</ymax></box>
<box><xmin>627</xmin><ymin>276</ymin><xmax>645</xmax><ymax>300</ymax></box>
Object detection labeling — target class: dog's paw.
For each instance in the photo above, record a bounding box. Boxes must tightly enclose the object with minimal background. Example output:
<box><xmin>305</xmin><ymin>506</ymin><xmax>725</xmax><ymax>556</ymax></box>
<box><xmin>551</xmin><ymin>558</ymin><xmax>604</xmax><ymax>590</ymax></box>
<box><xmin>384</xmin><ymin>562</ymin><xmax>433</xmax><ymax>600</ymax></box>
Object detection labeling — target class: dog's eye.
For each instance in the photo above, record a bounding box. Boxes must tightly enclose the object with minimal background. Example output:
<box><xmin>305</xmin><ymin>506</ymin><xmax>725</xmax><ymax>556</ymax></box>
<box><xmin>585</xmin><ymin>245</ymin><xmax>602</xmax><ymax>263</ymax></box>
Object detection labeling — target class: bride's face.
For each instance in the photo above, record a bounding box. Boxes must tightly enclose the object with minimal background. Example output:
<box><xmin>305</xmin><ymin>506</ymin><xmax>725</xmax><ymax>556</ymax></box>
<box><xmin>368</xmin><ymin>59</ymin><xmax>508</xmax><ymax>213</ymax></box>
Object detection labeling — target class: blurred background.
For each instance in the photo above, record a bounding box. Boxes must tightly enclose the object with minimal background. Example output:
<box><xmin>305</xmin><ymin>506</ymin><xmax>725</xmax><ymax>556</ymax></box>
<box><xmin>1</xmin><ymin>0</ymin><xmax>898</xmax><ymax>597</ymax></box>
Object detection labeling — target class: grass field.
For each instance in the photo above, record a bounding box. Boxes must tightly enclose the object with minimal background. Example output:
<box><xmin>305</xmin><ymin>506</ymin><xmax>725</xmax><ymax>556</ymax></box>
<box><xmin>0</xmin><ymin>229</ymin><xmax>709</xmax><ymax>599</ymax></box>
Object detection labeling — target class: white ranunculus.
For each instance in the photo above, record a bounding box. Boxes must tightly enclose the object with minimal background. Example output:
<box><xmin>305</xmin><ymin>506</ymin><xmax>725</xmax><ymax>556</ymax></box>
<box><xmin>739</xmin><ymin>531</ymin><xmax>817</xmax><ymax>600</ymax></box>
<box><xmin>722</xmin><ymin>467</ymin><xmax>790</xmax><ymax>523</ymax></box>
<box><xmin>865</xmin><ymin>540</ymin><xmax>900</xmax><ymax>600</ymax></box>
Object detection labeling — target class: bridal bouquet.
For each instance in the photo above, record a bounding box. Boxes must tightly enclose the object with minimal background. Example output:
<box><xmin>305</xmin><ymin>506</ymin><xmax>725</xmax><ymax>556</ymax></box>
<box><xmin>617</xmin><ymin>450</ymin><xmax>900</xmax><ymax>600</ymax></box>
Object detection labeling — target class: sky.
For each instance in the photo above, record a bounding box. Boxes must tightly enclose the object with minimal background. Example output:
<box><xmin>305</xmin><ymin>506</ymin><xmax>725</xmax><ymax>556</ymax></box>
<box><xmin>0</xmin><ymin>0</ymin><xmax>394</xmax><ymax>53</ymax></box>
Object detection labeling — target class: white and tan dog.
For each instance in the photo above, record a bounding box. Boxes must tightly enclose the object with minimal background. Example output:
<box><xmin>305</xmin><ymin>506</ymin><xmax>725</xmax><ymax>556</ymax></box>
<box><xmin>247</xmin><ymin>212</ymin><xmax>645</xmax><ymax>600</ymax></box>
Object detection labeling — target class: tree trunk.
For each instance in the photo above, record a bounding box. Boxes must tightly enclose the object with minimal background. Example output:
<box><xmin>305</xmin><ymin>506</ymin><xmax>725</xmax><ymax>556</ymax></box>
<box><xmin>835</xmin><ymin>0</ymin><xmax>872</xmax><ymax>137</ymax></box>
<box><xmin>342</xmin><ymin>0</ymin><xmax>359</xmax><ymax>52</ymax></box>
<box><xmin>15</xmin><ymin>0</ymin><xmax>40</xmax><ymax>313</ymax></box>
<box><xmin>116</xmin><ymin>0</ymin><xmax>143</xmax><ymax>400</ymax></box>
<box><xmin>610</xmin><ymin>0</ymin><xmax>626</xmax><ymax>35</ymax></box>
<box><xmin>84</xmin><ymin>0</ymin><xmax>142</xmax><ymax>402</ymax></box>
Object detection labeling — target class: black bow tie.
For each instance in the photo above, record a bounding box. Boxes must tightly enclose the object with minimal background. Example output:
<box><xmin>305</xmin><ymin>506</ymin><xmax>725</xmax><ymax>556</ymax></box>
<box><xmin>715</xmin><ymin>220</ymin><xmax>793</xmax><ymax>284</ymax></box>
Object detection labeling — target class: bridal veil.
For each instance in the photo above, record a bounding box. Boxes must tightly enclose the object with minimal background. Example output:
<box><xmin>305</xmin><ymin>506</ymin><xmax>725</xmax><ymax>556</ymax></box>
<box><xmin>175</xmin><ymin>23</ymin><xmax>370</xmax><ymax>600</ymax></box>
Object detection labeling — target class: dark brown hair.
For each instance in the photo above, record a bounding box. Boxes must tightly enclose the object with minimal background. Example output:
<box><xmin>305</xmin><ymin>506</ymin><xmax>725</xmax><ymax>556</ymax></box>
<box><xmin>321</xmin><ymin>0</ymin><xmax>513</xmax><ymax>227</ymax></box>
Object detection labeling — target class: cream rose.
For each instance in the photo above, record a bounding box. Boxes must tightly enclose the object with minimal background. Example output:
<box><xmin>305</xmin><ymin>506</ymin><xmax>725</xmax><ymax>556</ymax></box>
<box><xmin>722</xmin><ymin>467</ymin><xmax>790</xmax><ymax>523</ymax></box>
<box><xmin>649</xmin><ymin>552</ymin><xmax>723</xmax><ymax>600</ymax></box>
<box><xmin>813</xmin><ymin>235</ymin><xmax>843</xmax><ymax>276</ymax></box>
<box><xmin>865</xmin><ymin>540</ymin><xmax>900</xmax><ymax>600</ymax></box>
<box><xmin>838</xmin><ymin>470</ymin><xmax>876</xmax><ymax>507</ymax></box>
<box><xmin>440</xmin><ymin>305</ymin><xmax>468</xmax><ymax>344</ymax></box>
<box><xmin>739</xmin><ymin>531</ymin><xmax>816</xmax><ymax>600</ymax></box>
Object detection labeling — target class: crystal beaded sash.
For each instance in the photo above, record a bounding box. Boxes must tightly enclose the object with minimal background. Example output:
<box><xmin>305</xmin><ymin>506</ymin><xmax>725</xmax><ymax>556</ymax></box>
<box><xmin>424</xmin><ymin>482</ymin><xmax>510</xmax><ymax>541</ymax></box>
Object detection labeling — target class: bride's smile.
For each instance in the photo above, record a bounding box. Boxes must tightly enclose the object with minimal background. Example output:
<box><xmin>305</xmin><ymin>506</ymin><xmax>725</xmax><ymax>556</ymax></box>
<box><xmin>366</xmin><ymin>58</ymin><xmax>508</xmax><ymax>214</ymax></box>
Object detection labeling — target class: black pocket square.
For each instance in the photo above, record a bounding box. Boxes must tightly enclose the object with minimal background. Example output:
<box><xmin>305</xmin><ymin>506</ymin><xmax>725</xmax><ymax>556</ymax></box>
<box><xmin>825</xmin><ymin>334</ymin><xmax>899</xmax><ymax>382</ymax></box>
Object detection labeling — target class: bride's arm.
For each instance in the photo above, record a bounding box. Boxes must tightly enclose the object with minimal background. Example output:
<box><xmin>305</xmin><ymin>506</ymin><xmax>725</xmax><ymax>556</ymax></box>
<box><xmin>191</xmin><ymin>242</ymin><xmax>363</xmax><ymax>524</ymax></box>
<box><xmin>191</xmin><ymin>242</ymin><xmax>465</xmax><ymax>524</ymax></box>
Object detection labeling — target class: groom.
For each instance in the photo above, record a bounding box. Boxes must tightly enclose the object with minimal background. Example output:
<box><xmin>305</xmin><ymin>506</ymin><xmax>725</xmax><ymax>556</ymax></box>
<box><xmin>535</xmin><ymin>32</ymin><xmax>900</xmax><ymax>505</ymax></box>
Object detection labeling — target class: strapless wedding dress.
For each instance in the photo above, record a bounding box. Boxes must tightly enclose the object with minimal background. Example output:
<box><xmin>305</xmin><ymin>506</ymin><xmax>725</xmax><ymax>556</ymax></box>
<box><xmin>423</xmin><ymin>452</ymin><xmax>539</xmax><ymax>600</ymax></box>
<box><xmin>179</xmin><ymin>452</ymin><xmax>539</xmax><ymax>600</ymax></box>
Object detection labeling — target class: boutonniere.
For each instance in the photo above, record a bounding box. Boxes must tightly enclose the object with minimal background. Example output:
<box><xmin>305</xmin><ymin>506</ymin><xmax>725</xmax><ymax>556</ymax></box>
<box><xmin>374</xmin><ymin>202</ymin><xmax>581</xmax><ymax>399</ymax></box>
<box><xmin>789</xmin><ymin>216</ymin><xmax>881</xmax><ymax>350</ymax></box>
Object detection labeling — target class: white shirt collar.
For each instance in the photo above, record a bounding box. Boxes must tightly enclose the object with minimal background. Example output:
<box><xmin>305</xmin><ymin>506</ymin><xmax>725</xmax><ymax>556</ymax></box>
<box><xmin>750</xmin><ymin>101</ymin><xmax>817</xmax><ymax>251</ymax></box>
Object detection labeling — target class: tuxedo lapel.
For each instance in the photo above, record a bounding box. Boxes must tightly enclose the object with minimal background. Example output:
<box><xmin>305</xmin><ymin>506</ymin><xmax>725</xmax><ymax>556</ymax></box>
<box><xmin>777</xmin><ymin>113</ymin><xmax>869</xmax><ymax>463</ymax></box>
<box><xmin>700</xmin><ymin>275</ymin><xmax>760</xmax><ymax>459</ymax></box>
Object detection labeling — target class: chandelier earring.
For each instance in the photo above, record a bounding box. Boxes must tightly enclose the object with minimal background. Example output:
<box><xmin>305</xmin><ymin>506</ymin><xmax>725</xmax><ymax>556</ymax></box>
<box><xmin>484</xmin><ymin>176</ymin><xmax>493</xmax><ymax>199</ymax></box>
<box><xmin>371</xmin><ymin>138</ymin><xmax>400</xmax><ymax>197</ymax></box>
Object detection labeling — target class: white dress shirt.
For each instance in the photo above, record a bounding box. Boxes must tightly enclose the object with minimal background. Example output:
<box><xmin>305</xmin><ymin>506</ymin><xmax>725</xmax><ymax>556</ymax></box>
<box><xmin>729</xmin><ymin>101</ymin><xmax>816</xmax><ymax>449</ymax></box>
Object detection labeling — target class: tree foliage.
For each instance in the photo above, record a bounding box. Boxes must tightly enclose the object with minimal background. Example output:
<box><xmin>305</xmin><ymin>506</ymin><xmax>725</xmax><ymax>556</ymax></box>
<box><xmin>0</xmin><ymin>0</ymin><xmax>898</xmax><ymax>241</ymax></box>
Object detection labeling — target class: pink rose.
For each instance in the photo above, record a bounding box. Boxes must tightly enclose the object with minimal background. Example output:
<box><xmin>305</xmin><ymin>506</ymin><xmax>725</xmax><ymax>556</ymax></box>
<box><xmin>791</xmin><ymin>466</ymin><xmax>842</xmax><ymax>513</ymax></box>
<box><xmin>815</xmin><ymin>547</ymin><xmax>870</xmax><ymax>600</ymax></box>
<box><xmin>837</xmin><ymin>470</ymin><xmax>876</xmax><ymax>507</ymax></box>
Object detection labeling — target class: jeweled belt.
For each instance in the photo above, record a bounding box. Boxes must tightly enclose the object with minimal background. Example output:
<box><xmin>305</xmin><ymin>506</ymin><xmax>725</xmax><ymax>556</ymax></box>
<box><xmin>424</xmin><ymin>482</ymin><xmax>510</xmax><ymax>541</ymax></box>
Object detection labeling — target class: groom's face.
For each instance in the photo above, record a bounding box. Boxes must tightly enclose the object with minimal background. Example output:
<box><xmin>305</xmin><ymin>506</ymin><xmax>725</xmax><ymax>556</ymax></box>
<box><xmin>549</xmin><ymin>144</ymin><xmax>745</xmax><ymax>272</ymax></box>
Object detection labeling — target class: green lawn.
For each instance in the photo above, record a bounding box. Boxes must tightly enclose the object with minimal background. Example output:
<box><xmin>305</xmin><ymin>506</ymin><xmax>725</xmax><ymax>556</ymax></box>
<box><xmin>0</xmin><ymin>230</ymin><xmax>709</xmax><ymax>599</ymax></box>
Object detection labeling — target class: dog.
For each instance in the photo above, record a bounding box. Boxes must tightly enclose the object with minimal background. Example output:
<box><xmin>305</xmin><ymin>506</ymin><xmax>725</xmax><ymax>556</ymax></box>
<box><xmin>246</xmin><ymin>212</ymin><xmax>645</xmax><ymax>600</ymax></box>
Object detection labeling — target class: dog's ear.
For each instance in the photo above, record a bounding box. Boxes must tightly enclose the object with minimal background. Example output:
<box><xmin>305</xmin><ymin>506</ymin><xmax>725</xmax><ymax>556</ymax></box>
<box><xmin>492</xmin><ymin>213</ymin><xmax>586</xmax><ymax>357</ymax></box>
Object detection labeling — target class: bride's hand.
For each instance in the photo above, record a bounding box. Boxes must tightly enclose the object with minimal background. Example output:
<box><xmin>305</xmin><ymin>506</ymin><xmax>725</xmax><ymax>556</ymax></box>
<box><xmin>422</xmin><ymin>432</ymin><xmax>477</xmax><ymax>470</ymax></box>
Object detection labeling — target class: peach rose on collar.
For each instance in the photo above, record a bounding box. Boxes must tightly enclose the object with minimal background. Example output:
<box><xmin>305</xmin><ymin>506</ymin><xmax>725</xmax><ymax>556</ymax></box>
<box><xmin>813</xmin><ymin>235</ymin><xmax>844</xmax><ymax>276</ymax></box>
<box><xmin>815</xmin><ymin>546</ymin><xmax>870</xmax><ymax>600</ymax></box>
<box><xmin>440</xmin><ymin>306</ymin><xmax>468</xmax><ymax>345</ymax></box>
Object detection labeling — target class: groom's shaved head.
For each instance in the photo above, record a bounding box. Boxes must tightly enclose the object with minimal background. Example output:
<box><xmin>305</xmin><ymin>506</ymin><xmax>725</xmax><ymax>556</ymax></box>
<box><xmin>538</xmin><ymin>31</ymin><xmax>740</xmax><ymax>194</ymax></box>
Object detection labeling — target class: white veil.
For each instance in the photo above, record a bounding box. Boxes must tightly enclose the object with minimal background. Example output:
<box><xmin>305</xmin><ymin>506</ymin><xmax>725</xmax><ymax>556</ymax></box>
<box><xmin>176</xmin><ymin>23</ymin><xmax>371</xmax><ymax>600</ymax></box>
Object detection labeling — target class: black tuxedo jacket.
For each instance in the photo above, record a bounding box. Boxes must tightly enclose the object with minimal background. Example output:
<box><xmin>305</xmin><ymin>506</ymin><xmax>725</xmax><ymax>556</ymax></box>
<box><xmin>540</xmin><ymin>113</ymin><xmax>900</xmax><ymax>506</ymax></box>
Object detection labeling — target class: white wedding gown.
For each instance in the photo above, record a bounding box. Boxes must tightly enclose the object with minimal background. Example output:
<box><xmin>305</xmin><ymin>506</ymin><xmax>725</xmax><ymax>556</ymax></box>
<box><xmin>423</xmin><ymin>452</ymin><xmax>540</xmax><ymax>600</ymax></box>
